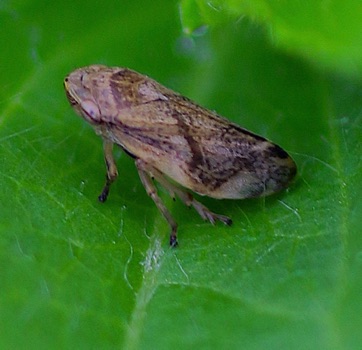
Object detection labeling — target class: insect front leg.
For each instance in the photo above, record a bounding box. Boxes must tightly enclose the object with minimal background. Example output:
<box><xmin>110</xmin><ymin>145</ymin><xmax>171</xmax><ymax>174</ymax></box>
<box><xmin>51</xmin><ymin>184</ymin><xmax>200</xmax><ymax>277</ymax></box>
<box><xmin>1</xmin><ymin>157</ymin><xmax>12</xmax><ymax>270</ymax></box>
<box><xmin>98</xmin><ymin>140</ymin><xmax>118</xmax><ymax>202</ymax></box>
<box><xmin>135</xmin><ymin>159</ymin><xmax>178</xmax><ymax>247</ymax></box>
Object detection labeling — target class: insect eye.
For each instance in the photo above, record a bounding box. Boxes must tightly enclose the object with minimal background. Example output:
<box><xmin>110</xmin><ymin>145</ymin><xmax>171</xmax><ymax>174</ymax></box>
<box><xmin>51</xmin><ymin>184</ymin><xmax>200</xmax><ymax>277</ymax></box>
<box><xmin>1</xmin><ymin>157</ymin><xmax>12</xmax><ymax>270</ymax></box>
<box><xmin>80</xmin><ymin>99</ymin><xmax>101</xmax><ymax>123</ymax></box>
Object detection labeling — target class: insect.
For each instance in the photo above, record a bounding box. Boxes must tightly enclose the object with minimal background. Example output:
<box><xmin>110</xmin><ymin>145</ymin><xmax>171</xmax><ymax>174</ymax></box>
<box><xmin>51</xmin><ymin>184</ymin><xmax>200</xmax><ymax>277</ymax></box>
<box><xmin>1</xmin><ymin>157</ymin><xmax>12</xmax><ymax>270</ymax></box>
<box><xmin>64</xmin><ymin>65</ymin><xmax>297</xmax><ymax>247</ymax></box>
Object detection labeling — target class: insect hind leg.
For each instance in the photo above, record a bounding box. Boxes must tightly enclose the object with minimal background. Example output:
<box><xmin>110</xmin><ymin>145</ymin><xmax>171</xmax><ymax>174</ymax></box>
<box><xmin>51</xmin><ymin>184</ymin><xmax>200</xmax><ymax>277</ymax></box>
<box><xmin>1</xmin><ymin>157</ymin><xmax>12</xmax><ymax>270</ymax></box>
<box><xmin>164</xmin><ymin>181</ymin><xmax>232</xmax><ymax>227</ymax></box>
<box><xmin>138</xmin><ymin>161</ymin><xmax>232</xmax><ymax>229</ymax></box>
<box><xmin>178</xmin><ymin>190</ymin><xmax>232</xmax><ymax>226</ymax></box>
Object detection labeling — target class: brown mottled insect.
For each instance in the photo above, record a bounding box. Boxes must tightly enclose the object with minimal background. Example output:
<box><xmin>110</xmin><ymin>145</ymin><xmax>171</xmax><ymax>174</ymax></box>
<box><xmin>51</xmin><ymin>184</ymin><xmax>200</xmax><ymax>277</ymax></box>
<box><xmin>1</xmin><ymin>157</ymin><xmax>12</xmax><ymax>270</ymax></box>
<box><xmin>64</xmin><ymin>65</ymin><xmax>296</xmax><ymax>246</ymax></box>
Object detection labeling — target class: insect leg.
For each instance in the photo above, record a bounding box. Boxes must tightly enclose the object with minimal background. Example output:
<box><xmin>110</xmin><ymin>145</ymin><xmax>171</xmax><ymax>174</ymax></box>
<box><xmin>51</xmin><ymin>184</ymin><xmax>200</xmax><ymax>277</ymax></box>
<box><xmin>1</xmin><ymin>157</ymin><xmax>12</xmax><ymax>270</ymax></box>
<box><xmin>139</xmin><ymin>162</ymin><xmax>233</xmax><ymax>227</ymax></box>
<box><xmin>135</xmin><ymin>159</ymin><xmax>178</xmax><ymax>247</ymax></box>
<box><xmin>154</xmin><ymin>171</ymin><xmax>232</xmax><ymax>226</ymax></box>
<box><xmin>98</xmin><ymin>140</ymin><xmax>118</xmax><ymax>202</ymax></box>
<box><xmin>173</xmin><ymin>188</ymin><xmax>232</xmax><ymax>226</ymax></box>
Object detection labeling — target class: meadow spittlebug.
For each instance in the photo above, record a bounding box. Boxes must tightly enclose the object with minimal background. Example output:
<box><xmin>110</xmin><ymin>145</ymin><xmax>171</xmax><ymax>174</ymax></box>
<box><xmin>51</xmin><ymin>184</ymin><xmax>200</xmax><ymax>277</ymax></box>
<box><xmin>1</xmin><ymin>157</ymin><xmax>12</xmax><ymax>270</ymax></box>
<box><xmin>64</xmin><ymin>65</ymin><xmax>296</xmax><ymax>246</ymax></box>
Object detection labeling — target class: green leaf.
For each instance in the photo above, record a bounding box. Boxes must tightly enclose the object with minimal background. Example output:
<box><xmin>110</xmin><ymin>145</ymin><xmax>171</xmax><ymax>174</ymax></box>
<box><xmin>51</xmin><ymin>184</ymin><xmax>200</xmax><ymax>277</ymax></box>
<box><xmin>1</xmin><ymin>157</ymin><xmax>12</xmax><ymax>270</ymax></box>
<box><xmin>180</xmin><ymin>0</ymin><xmax>362</xmax><ymax>77</ymax></box>
<box><xmin>1</xmin><ymin>0</ymin><xmax>361</xmax><ymax>349</ymax></box>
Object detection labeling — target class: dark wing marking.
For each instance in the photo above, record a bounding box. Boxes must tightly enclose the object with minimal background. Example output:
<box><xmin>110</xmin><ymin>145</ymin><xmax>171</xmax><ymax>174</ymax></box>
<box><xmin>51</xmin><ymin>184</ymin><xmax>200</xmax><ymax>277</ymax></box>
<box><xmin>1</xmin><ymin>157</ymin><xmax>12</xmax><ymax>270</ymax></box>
<box><xmin>111</xmin><ymin>94</ymin><xmax>291</xmax><ymax>192</ymax></box>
